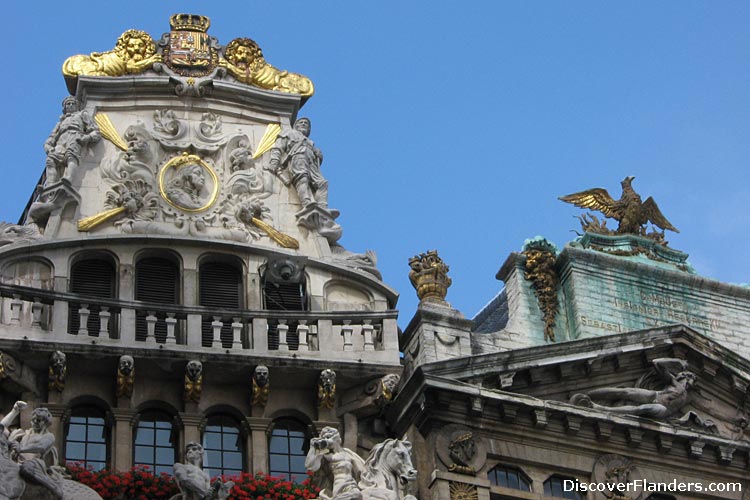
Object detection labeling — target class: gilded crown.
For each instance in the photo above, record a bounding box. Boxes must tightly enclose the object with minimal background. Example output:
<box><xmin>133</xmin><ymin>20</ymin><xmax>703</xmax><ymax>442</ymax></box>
<box><xmin>170</xmin><ymin>14</ymin><xmax>211</xmax><ymax>33</ymax></box>
<box><xmin>408</xmin><ymin>250</ymin><xmax>452</xmax><ymax>303</ymax></box>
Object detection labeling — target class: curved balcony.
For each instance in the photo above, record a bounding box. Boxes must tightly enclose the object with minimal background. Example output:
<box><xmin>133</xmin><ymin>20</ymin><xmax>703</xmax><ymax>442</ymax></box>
<box><xmin>0</xmin><ymin>283</ymin><xmax>400</xmax><ymax>365</ymax></box>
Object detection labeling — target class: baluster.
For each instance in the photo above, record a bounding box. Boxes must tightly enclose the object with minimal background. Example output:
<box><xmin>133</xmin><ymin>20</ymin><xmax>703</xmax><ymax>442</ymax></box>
<box><xmin>165</xmin><ymin>313</ymin><xmax>177</xmax><ymax>344</ymax></box>
<box><xmin>231</xmin><ymin>318</ymin><xmax>242</xmax><ymax>349</ymax></box>
<box><xmin>277</xmin><ymin>320</ymin><xmax>289</xmax><ymax>351</ymax></box>
<box><xmin>99</xmin><ymin>306</ymin><xmax>111</xmax><ymax>337</ymax></box>
<box><xmin>31</xmin><ymin>298</ymin><xmax>43</xmax><ymax>327</ymax></box>
<box><xmin>342</xmin><ymin>320</ymin><xmax>354</xmax><ymax>352</ymax></box>
<box><xmin>145</xmin><ymin>311</ymin><xmax>157</xmax><ymax>342</ymax></box>
<box><xmin>10</xmin><ymin>295</ymin><xmax>23</xmax><ymax>325</ymax></box>
<box><xmin>78</xmin><ymin>304</ymin><xmax>90</xmax><ymax>335</ymax></box>
<box><xmin>297</xmin><ymin>320</ymin><xmax>309</xmax><ymax>351</ymax></box>
<box><xmin>362</xmin><ymin>320</ymin><xmax>375</xmax><ymax>351</ymax></box>
<box><xmin>211</xmin><ymin>316</ymin><xmax>223</xmax><ymax>348</ymax></box>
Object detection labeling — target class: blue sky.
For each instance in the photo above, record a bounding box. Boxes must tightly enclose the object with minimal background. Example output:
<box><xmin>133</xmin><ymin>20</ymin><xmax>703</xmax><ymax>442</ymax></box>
<box><xmin>4</xmin><ymin>2</ymin><xmax>750</xmax><ymax>323</ymax></box>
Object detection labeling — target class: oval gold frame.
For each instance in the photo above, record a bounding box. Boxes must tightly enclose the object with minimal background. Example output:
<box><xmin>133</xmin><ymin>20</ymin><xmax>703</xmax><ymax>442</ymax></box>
<box><xmin>159</xmin><ymin>153</ymin><xmax>219</xmax><ymax>212</ymax></box>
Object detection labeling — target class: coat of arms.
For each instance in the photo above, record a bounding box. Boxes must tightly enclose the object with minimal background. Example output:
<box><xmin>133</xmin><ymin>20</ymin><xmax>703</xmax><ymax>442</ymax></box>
<box><xmin>163</xmin><ymin>14</ymin><xmax>218</xmax><ymax>76</ymax></box>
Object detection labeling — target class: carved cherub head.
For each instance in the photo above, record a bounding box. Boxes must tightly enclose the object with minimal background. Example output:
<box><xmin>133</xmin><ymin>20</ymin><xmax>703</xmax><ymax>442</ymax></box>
<box><xmin>320</xmin><ymin>369</ymin><xmax>336</xmax><ymax>392</ymax></box>
<box><xmin>50</xmin><ymin>351</ymin><xmax>66</xmax><ymax>375</ymax></box>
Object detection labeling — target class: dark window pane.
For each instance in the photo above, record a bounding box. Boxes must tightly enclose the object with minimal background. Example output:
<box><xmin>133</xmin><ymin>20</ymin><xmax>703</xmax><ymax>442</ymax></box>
<box><xmin>270</xmin><ymin>437</ymin><xmax>289</xmax><ymax>454</ymax></box>
<box><xmin>204</xmin><ymin>432</ymin><xmax>222</xmax><ymax>450</ymax></box>
<box><xmin>270</xmin><ymin>454</ymin><xmax>288</xmax><ymax>471</ymax></box>
<box><xmin>135</xmin><ymin>428</ymin><xmax>154</xmax><ymax>445</ymax></box>
<box><xmin>66</xmin><ymin>442</ymin><xmax>85</xmax><ymax>460</ymax></box>
<box><xmin>508</xmin><ymin>471</ymin><xmax>519</xmax><ymax>490</ymax></box>
<box><xmin>65</xmin><ymin>407</ymin><xmax>110</xmax><ymax>470</ymax></box>
<box><xmin>134</xmin><ymin>446</ymin><xmax>153</xmax><ymax>463</ymax></box>
<box><xmin>156</xmin><ymin>429</ymin><xmax>172</xmax><ymax>445</ymax></box>
<box><xmin>156</xmin><ymin>447</ymin><xmax>174</xmax><ymax>465</ymax></box>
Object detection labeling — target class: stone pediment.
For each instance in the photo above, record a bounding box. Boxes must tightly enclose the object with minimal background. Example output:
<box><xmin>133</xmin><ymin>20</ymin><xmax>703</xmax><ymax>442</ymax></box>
<box><xmin>406</xmin><ymin>325</ymin><xmax>750</xmax><ymax>444</ymax></box>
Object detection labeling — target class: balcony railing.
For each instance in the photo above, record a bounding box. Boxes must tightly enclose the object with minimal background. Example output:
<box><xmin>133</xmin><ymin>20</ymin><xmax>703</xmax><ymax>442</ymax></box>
<box><xmin>0</xmin><ymin>283</ymin><xmax>398</xmax><ymax>360</ymax></box>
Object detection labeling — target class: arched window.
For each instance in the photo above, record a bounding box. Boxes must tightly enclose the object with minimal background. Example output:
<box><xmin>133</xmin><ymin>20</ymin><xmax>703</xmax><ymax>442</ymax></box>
<box><xmin>135</xmin><ymin>257</ymin><xmax>179</xmax><ymax>342</ymax></box>
<box><xmin>69</xmin><ymin>258</ymin><xmax>116</xmax><ymax>336</ymax></box>
<box><xmin>544</xmin><ymin>475</ymin><xmax>584</xmax><ymax>499</ymax></box>
<box><xmin>203</xmin><ymin>414</ymin><xmax>244</xmax><ymax>477</ymax></box>
<box><xmin>133</xmin><ymin>410</ymin><xmax>177</xmax><ymax>475</ymax></box>
<box><xmin>488</xmin><ymin>464</ymin><xmax>532</xmax><ymax>492</ymax></box>
<box><xmin>199</xmin><ymin>261</ymin><xmax>242</xmax><ymax>348</ymax></box>
<box><xmin>64</xmin><ymin>406</ymin><xmax>109</xmax><ymax>471</ymax></box>
<box><xmin>268</xmin><ymin>418</ymin><xmax>308</xmax><ymax>481</ymax></box>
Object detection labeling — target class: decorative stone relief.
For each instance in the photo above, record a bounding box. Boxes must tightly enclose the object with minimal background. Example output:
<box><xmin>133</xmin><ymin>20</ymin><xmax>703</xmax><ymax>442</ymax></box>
<box><xmin>436</xmin><ymin>424</ymin><xmax>486</xmax><ymax>476</ymax></box>
<box><xmin>306</xmin><ymin>426</ymin><xmax>417</xmax><ymax>500</ymax></box>
<box><xmin>591</xmin><ymin>454</ymin><xmax>644</xmax><ymax>500</ymax></box>
<box><xmin>43</xmin><ymin>97</ymin><xmax>100</xmax><ymax>186</ymax></box>
<box><xmin>328</xmin><ymin>246</ymin><xmax>382</xmax><ymax>280</ymax></box>
<box><xmin>408</xmin><ymin>250</ymin><xmax>451</xmax><ymax>305</ymax></box>
<box><xmin>116</xmin><ymin>355</ymin><xmax>135</xmax><ymax>399</ymax></box>
<box><xmin>173</xmin><ymin>442</ymin><xmax>234</xmax><ymax>500</ymax></box>
<box><xmin>47</xmin><ymin>351</ymin><xmax>66</xmax><ymax>393</ymax></box>
<box><xmin>318</xmin><ymin>369</ymin><xmax>336</xmax><ymax>409</ymax></box>
<box><xmin>448</xmin><ymin>482</ymin><xmax>478</xmax><ymax>500</ymax></box>
<box><xmin>0</xmin><ymin>403</ymin><xmax>104</xmax><ymax>499</ymax></box>
<box><xmin>521</xmin><ymin>237</ymin><xmax>559</xmax><ymax>342</ymax></box>
<box><xmin>570</xmin><ymin>358</ymin><xmax>696</xmax><ymax>420</ymax></box>
<box><xmin>0</xmin><ymin>223</ymin><xmax>40</xmax><ymax>247</ymax></box>
<box><xmin>251</xmin><ymin>365</ymin><xmax>269</xmax><ymax>407</ymax></box>
<box><xmin>184</xmin><ymin>360</ymin><xmax>203</xmax><ymax>404</ymax></box>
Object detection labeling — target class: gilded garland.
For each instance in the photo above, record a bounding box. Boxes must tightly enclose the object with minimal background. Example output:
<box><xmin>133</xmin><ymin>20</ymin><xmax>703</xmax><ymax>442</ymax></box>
<box><xmin>522</xmin><ymin>238</ymin><xmax>559</xmax><ymax>342</ymax></box>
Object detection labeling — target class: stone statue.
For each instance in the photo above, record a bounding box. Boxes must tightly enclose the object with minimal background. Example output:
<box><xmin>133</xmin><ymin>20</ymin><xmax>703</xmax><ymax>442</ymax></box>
<box><xmin>47</xmin><ymin>352</ymin><xmax>67</xmax><ymax>393</ymax></box>
<box><xmin>251</xmin><ymin>365</ymin><xmax>270</xmax><ymax>407</ymax></box>
<box><xmin>0</xmin><ymin>403</ymin><xmax>103</xmax><ymax>500</ymax></box>
<box><xmin>269</xmin><ymin>118</ymin><xmax>327</xmax><ymax>209</ymax></box>
<box><xmin>306</xmin><ymin>427</ymin><xmax>418</xmax><ymax>500</ymax></box>
<box><xmin>570</xmin><ymin>358</ymin><xmax>696</xmax><ymax>419</ymax></box>
<box><xmin>184</xmin><ymin>361</ymin><xmax>203</xmax><ymax>404</ymax></box>
<box><xmin>318</xmin><ymin>369</ymin><xmax>337</xmax><ymax>409</ymax></box>
<box><xmin>116</xmin><ymin>355</ymin><xmax>135</xmax><ymax>398</ymax></box>
<box><xmin>306</xmin><ymin>427</ymin><xmax>366</xmax><ymax>500</ymax></box>
<box><xmin>44</xmin><ymin>97</ymin><xmax>100</xmax><ymax>185</ymax></box>
<box><xmin>172</xmin><ymin>442</ymin><xmax>233</xmax><ymax>500</ymax></box>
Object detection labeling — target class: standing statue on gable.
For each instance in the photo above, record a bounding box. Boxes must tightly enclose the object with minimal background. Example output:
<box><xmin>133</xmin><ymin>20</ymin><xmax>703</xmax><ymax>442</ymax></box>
<box><xmin>269</xmin><ymin>117</ymin><xmax>328</xmax><ymax>208</ymax></box>
<box><xmin>44</xmin><ymin>97</ymin><xmax>100</xmax><ymax>185</ymax></box>
<box><xmin>268</xmin><ymin>118</ymin><xmax>342</xmax><ymax>244</ymax></box>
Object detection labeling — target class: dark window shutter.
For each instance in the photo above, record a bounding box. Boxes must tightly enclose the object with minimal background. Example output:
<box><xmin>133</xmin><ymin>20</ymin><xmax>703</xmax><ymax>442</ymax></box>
<box><xmin>262</xmin><ymin>274</ymin><xmax>305</xmax><ymax>350</ymax></box>
<box><xmin>135</xmin><ymin>258</ymin><xmax>179</xmax><ymax>342</ymax></box>
<box><xmin>199</xmin><ymin>262</ymin><xmax>242</xmax><ymax>348</ymax></box>
<box><xmin>69</xmin><ymin>259</ymin><xmax>116</xmax><ymax>336</ymax></box>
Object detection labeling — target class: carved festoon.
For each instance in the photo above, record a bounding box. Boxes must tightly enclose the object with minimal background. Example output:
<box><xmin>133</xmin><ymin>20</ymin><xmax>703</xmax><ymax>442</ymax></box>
<box><xmin>570</xmin><ymin>358</ymin><xmax>697</xmax><ymax>420</ymax></box>
<box><xmin>251</xmin><ymin>365</ymin><xmax>270</xmax><ymax>407</ymax></box>
<box><xmin>318</xmin><ymin>369</ymin><xmax>337</xmax><ymax>409</ymax></box>
<box><xmin>184</xmin><ymin>360</ymin><xmax>203</xmax><ymax>404</ymax></box>
<box><xmin>173</xmin><ymin>442</ymin><xmax>234</xmax><ymax>500</ymax></box>
<box><xmin>408</xmin><ymin>250</ymin><xmax>451</xmax><ymax>304</ymax></box>
<box><xmin>47</xmin><ymin>351</ymin><xmax>66</xmax><ymax>393</ymax></box>
<box><xmin>521</xmin><ymin>237</ymin><xmax>559</xmax><ymax>343</ymax></box>
<box><xmin>43</xmin><ymin>97</ymin><xmax>100</xmax><ymax>186</ymax></box>
<box><xmin>116</xmin><ymin>355</ymin><xmax>135</xmax><ymax>398</ymax></box>
<box><xmin>559</xmin><ymin>176</ymin><xmax>679</xmax><ymax>244</ymax></box>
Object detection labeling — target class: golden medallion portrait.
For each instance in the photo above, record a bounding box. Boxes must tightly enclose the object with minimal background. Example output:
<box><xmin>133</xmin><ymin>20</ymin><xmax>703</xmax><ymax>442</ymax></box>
<box><xmin>159</xmin><ymin>153</ymin><xmax>219</xmax><ymax>212</ymax></box>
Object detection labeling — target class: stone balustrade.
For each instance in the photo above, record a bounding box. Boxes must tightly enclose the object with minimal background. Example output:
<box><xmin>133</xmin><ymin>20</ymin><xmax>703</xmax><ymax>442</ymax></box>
<box><xmin>0</xmin><ymin>283</ymin><xmax>397</xmax><ymax>361</ymax></box>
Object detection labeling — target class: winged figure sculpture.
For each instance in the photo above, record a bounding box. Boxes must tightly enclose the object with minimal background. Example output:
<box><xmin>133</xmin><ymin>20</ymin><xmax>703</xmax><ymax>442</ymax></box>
<box><xmin>559</xmin><ymin>176</ymin><xmax>678</xmax><ymax>235</ymax></box>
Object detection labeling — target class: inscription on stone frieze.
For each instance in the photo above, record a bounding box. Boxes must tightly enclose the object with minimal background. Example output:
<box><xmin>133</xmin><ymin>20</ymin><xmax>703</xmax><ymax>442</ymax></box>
<box><xmin>612</xmin><ymin>292</ymin><xmax>721</xmax><ymax>332</ymax></box>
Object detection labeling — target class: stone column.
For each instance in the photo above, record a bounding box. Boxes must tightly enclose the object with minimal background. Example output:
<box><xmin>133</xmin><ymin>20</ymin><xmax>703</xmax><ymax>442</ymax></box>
<box><xmin>180</xmin><ymin>413</ymin><xmax>204</xmax><ymax>451</ymax></box>
<box><xmin>246</xmin><ymin>417</ymin><xmax>271</xmax><ymax>474</ymax></box>
<box><xmin>46</xmin><ymin>403</ymin><xmax>69</xmax><ymax>458</ymax></box>
<box><xmin>111</xmin><ymin>408</ymin><xmax>137</xmax><ymax>471</ymax></box>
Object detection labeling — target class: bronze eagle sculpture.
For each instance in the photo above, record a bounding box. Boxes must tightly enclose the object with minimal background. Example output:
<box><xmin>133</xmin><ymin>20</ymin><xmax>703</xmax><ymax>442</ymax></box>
<box><xmin>559</xmin><ymin>176</ymin><xmax>679</xmax><ymax>235</ymax></box>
